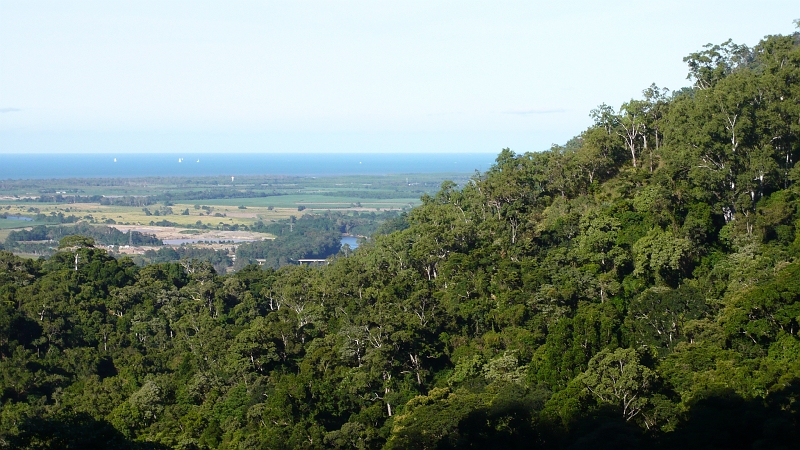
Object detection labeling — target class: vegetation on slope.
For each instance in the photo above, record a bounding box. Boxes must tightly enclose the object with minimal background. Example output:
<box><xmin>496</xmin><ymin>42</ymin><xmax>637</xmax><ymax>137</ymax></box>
<box><xmin>2</xmin><ymin>29</ymin><xmax>800</xmax><ymax>449</ymax></box>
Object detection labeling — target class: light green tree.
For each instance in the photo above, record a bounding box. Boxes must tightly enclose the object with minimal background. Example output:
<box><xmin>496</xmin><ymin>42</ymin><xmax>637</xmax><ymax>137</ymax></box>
<box><xmin>577</xmin><ymin>348</ymin><xmax>656</xmax><ymax>422</ymax></box>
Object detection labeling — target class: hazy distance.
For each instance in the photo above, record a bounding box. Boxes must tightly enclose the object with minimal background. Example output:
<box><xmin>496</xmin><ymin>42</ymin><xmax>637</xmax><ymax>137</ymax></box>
<box><xmin>1</xmin><ymin>1</ymin><xmax>797</xmax><ymax>154</ymax></box>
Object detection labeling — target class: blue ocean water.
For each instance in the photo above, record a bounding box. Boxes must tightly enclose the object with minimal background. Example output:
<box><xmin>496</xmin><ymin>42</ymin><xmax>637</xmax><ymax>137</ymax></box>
<box><xmin>0</xmin><ymin>153</ymin><xmax>497</xmax><ymax>179</ymax></box>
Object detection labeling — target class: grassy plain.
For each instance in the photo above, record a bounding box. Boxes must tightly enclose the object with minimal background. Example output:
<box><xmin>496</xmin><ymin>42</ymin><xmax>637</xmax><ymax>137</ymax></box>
<box><xmin>198</xmin><ymin>195</ymin><xmax>419</xmax><ymax>209</ymax></box>
<box><xmin>1</xmin><ymin>202</ymin><xmax>295</xmax><ymax>228</ymax></box>
<box><xmin>0</xmin><ymin>218</ymin><xmax>51</xmax><ymax>229</ymax></box>
<box><xmin>0</xmin><ymin>229</ymin><xmax>13</xmax><ymax>242</ymax></box>
<box><xmin>0</xmin><ymin>172</ymin><xmax>467</xmax><ymax>198</ymax></box>
<box><xmin>0</xmin><ymin>173</ymin><xmax>469</xmax><ymax>235</ymax></box>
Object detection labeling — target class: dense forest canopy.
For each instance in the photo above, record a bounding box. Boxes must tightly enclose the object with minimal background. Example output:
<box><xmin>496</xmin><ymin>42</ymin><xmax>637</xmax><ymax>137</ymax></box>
<box><xmin>2</xmin><ymin>29</ymin><xmax>800</xmax><ymax>449</ymax></box>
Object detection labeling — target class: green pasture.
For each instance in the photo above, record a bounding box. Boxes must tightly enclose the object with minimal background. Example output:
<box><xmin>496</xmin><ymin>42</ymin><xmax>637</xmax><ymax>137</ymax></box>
<box><xmin>0</xmin><ymin>201</ymin><xmax>300</xmax><ymax>227</ymax></box>
<box><xmin>0</xmin><ymin>229</ymin><xmax>14</xmax><ymax>241</ymax></box>
<box><xmin>197</xmin><ymin>195</ymin><xmax>421</xmax><ymax>209</ymax></box>
<box><xmin>0</xmin><ymin>218</ymin><xmax>52</xmax><ymax>229</ymax></box>
<box><xmin>0</xmin><ymin>172</ymin><xmax>467</xmax><ymax>199</ymax></box>
<box><xmin>0</xmin><ymin>173</ymin><xmax>436</xmax><ymax>232</ymax></box>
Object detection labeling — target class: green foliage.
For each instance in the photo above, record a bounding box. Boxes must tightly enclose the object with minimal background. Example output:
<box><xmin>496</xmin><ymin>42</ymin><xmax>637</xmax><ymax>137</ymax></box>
<box><xmin>633</xmin><ymin>228</ymin><xmax>692</xmax><ymax>284</ymax></box>
<box><xmin>58</xmin><ymin>235</ymin><xmax>96</xmax><ymax>249</ymax></box>
<box><xmin>5</xmin><ymin>224</ymin><xmax>161</xmax><ymax>256</ymax></box>
<box><xmin>576</xmin><ymin>348</ymin><xmax>656</xmax><ymax>422</ymax></box>
<box><xmin>238</xmin><ymin>212</ymin><xmax>401</xmax><ymax>269</ymax></box>
<box><xmin>2</xmin><ymin>28</ymin><xmax>800</xmax><ymax>450</ymax></box>
<box><xmin>626</xmin><ymin>285</ymin><xmax>708</xmax><ymax>355</ymax></box>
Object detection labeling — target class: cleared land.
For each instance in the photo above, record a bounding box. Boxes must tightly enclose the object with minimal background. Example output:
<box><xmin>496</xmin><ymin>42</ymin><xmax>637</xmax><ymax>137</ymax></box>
<box><xmin>0</xmin><ymin>218</ymin><xmax>51</xmax><ymax>229</ymax></box>
<box><xmin>0</xmin><ymin>201</ymin><xmax>404</xmax><ymax>230</ymax></box>
<box><xmin>108</xmin><ymin>224</ymin><xmax>273</xmax><ymax>242</ymax></box>
<box><xmin>197</xmin><ymin>195</ymin><xmax>419</xmax><ymax>209</ymax></box>
<box><xmin>0</xmin><ymin>173</ymin><xmax>469</xmax><ymax>254</ymax></box>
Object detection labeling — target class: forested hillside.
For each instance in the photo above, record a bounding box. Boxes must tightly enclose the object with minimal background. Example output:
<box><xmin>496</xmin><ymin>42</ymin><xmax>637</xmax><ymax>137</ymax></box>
<box><xmin>2</xmin><ymin>30</ymin><xmax>800</xmax><ymax>449</ymax></box>
<box><xmin>235</xmin><ymin>212</ymin><xmax>399</xmax><ymax>270</ymax></box>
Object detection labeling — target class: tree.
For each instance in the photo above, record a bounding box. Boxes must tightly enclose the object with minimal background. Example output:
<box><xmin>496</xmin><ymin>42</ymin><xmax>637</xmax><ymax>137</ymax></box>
<box><xmin>683</xmin><ymin>39</ymin><xmax>752</xmax><ymax>90</ymax></box>
<box><xmin>577</xmin><ymin>348</ymin><xmax>656</xmax><ymax>422</ymax></box>
<box><xmin>626</xmin><ymin>285</ymin><xmax>708</xmax><ymax>355</ymax></box>
<box><xmin>617</xmin><ymin>100</ymin><xmax>647</xmax><ymax>168</ymax></box>
<box><xmin>58</xmin><ymin>235</ymin><xmax>95</xmax><ymax>249</ymax></box>
<box><xmin>633</xmin><ymin>228</ymin><xmax>692</xmax><ymax>285</ymax></box>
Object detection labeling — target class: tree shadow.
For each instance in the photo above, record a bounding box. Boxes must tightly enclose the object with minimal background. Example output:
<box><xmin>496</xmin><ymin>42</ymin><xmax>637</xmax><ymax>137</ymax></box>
<box><xmin>10</xmin><ymin>412</ymin><xmax>169</xmax><ymax>450</ymax></box>
<box><xmin>558</xmin><ymin>380</ymin><xmax>800</xmax><ymax>450</ymax></box>
<box><xmin>437</xmin><ymin>379</ymin><xmax>800</xmax><ymax>450</ymax></box>
<box><xmin>654</xmin><ymin>383</ymin><xmax>800</xmax><ymax>450</ymax></box>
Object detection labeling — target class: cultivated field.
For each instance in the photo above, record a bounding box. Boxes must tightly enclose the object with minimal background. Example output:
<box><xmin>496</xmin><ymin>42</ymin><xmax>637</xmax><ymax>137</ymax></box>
<box><xmin>0</xmin><ymin>173</ymin><xmax>469</xmax><ymax>251</ymax></box>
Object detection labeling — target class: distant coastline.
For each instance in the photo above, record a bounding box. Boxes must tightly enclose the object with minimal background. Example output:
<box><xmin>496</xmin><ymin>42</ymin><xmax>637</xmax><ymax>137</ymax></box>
<box><xmin>0</xmin><ymin>153</ymin><xmax>497</xmax><ymax>180</ymax></box>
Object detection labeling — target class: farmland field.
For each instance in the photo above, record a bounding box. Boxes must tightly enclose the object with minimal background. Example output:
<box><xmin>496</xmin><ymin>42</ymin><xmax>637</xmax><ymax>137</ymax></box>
<box><xmin>0</xmin><ymin>172</ymin><xmax>469</xmax><ymax>260</ymax></box>
<box><xmin>197</xmin><ymin>195</ymin><xmax>420</xmax><ymax>209</ymax></box>
<box><xmin>0</xmin><ymin>218</ymin><xmax>51</xmax><ymax>229</ymax></box>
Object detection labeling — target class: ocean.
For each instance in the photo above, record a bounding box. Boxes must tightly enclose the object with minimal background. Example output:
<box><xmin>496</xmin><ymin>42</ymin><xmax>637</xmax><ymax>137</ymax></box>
<box><xmin>0</xmin><ymin>153</ymin><xmax>497</xmax><ymax>179</ymax></box>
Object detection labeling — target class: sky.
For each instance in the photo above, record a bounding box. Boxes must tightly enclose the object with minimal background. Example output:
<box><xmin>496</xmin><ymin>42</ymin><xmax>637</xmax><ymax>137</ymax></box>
<box><xmin>0</xmin><ymin>1</ymin><xmax>798</xmax><ymax>154</ymax></box>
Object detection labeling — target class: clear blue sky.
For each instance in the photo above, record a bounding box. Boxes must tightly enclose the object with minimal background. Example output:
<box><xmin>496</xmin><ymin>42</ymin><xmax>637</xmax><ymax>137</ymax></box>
<box><xmin>0</xmin><ymin>1</ymin><xmax>797</xmax><ymax>154</ymax></box>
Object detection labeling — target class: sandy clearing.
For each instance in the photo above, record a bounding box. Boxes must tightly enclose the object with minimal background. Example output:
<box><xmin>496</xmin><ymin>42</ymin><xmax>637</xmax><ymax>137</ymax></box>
<box><xmin>109</xmin><ymin>224</ymin><xmax>273</xmax><ymax>241</ymax></box>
